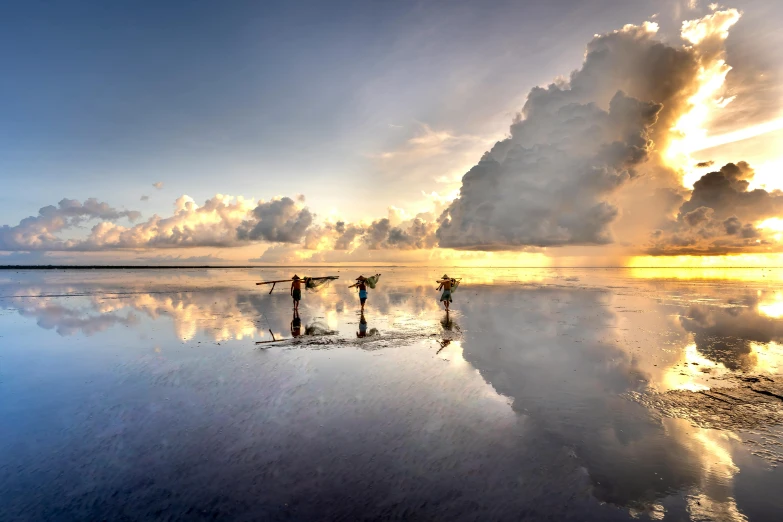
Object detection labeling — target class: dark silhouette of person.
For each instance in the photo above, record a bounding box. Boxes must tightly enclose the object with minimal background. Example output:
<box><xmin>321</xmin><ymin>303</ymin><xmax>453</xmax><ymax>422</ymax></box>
<box><xmin>290</xmin><ymin>275</ymin><xmax>302</xmax><ymax>312</ymax></box>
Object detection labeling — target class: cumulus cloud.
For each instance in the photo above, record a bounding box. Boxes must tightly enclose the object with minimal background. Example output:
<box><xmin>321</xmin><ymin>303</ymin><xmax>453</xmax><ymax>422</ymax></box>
<box><xmin>0</xmin><ymin>198</ymin><xmax>141</xmax><ymax>251</ymax></box>
<box><xmin>0</xmin><ymin>191</ymin><xmax>443</xmax><ymax>255</ymax></box>
<box><xmin>236</xmin><ymin>197</ymin><xmax>313</xmax><ymax>243</ymax></box>
<box><xmin>301</xmin><ymin>221</ymin><xmax>365</xmax><ymax>251</ymax></box>
<box><xmin>364</xmin><ymin>217</ymin><xmax>437</xmax><ymax>250</ymax></box>
<box><xmin>295</xmin><ymin>205</ymin><xmax>440</xmax><ymax>253</ymax></box>
<box><xmin>2</xmin><ymin>9</ymin><xmax>778</xmax><ymax>261</ymax></box>
<box><xmin>647</xmin><ymin>162</ymin><xmax>783</xmax><ymax>254</ymax></box>
<box><xmin>153</xmin><ymin>182</ymin><xmax>164</xmax><ymax>189</ymax></box>
<box><xmin>81</xmin><ymin>195</ymin><xmax>256</xmax><ymax>250</ymax></box>
<box><xmin>438</xmin><ymin>91</ymin><xmax>662</xmax><ymax>249</ymax></box>
<box><xmin>436</xmin><ymin>10</ymin><xmax>752</xmax><ymax>251</ymax></box>
<box><xmin>0</xmin><ymin>195</ymin><xmax>313</xmax><ymax>252</ymax></box>
<box><xmin>436</xmin><ymin>20</ymin><xmax>701</xmax><ymax>249</ymax></box>
<box><xmin>333</xmin><ymin>221</ymin><xmax>365</xmax><ymax>250</ymax></box>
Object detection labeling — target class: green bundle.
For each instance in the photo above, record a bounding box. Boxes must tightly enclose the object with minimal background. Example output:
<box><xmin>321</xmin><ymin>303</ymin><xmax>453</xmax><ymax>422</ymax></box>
<box><xmin>364</xmin><ymin>274</ymin><xmax>381</xmax><ymax>289</ymax></box>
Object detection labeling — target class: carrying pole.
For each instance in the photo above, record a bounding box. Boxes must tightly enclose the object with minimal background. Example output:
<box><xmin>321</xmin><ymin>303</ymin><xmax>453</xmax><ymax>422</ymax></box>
<box><xmin>255</xmin><ymin>275</ymin><xmax>339</xmax><ymax>294</ymax></box>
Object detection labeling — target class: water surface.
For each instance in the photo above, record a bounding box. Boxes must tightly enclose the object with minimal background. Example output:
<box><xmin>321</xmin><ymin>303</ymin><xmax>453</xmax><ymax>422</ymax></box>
<box><xmin>1</xmin><ymin>267</ymin><xmax>782</xmax><ymax>520</ymax></box>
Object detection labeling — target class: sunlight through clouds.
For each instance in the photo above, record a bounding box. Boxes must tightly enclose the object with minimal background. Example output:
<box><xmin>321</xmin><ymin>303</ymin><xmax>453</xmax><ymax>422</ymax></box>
<box><xmin>2</xmin><ymin>6</ymin><xmax>783</xmax><ymax>267</ymax></box>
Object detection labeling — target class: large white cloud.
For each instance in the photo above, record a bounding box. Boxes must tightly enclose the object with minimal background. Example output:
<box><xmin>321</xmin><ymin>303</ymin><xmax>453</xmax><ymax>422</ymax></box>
<box><xmin>236</xmin><ymin>196</ymin><xmax>313</xmax><ymax>243</ymax></box>
<box><xmin>438</xmin><ymin>92</ymin><xmax>662</xmax><ymax>249</ymax></box>
<box><xmin>4</xmin><ymin>9</ymin><xmax>782</xmax><ymax>261</ymax></box>
<box><xmin>0</xmin><ymin>191</ymin><xmax>443</xmax><ymax>255</ymax></box>
<box><xmin>0</xmin><ymin>198</ymin><xmax>141</xmax><ymax>251</ymax></box>
<box><xmin>437</xmin><ymin>11</ymin><xmax>745</xmax><ymax>251</ymax></box>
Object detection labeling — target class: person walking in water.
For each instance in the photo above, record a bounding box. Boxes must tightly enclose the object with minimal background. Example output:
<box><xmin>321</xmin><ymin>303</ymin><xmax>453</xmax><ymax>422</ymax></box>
<box><xmin>356</xmin><ymin>275</ymin><xmax>369</xmax><ymax>312</ymax></box>
<box><xmin>349</xmin><ymin>274</ymin><xmax>380</xmax><ymax>312</ymax></box>
<box><xmin>437</xmin><ymin>274</ymin><xmax>454</xmax><ymax>311</ymax></box>
<box><xmin>290</xmin><ymin>275</ymin><xmax>302</xmax><ymax>312</ymax></box>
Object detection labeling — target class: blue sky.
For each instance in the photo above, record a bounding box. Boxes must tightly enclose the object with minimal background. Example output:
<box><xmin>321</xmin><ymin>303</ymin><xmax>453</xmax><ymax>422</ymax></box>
<box><xmin>0</xmin><ymin>0</ymin><xmax>696</xmax><ymax>221</ymax></box>
<box><xmin>1</xmin><ymin>0</ymin><xmax>782</xmax><ymax>265</ymax></box>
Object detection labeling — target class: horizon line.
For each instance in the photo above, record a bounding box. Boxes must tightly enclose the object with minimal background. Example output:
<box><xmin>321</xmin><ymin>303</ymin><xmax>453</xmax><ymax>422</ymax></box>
<box><xmin>1</xmin><ymin>265</ymin><xmax>782</xmax><ymax>270</ymax></box>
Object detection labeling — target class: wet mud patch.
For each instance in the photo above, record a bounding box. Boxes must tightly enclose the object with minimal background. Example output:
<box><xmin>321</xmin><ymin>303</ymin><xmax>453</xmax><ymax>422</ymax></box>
<box><xmin>282</xmin><ymin>331</ymin><xmax>452</xmax><ymax>350</ymax></box>
<box><xmin>629</xmin><ymin>376</ymin><xmax>783</xmax><ymax>464</ymax></box>
<box><xmin>261</xmin><ymin>322</ymin><xmax>462</xmax><ymax>352</ymax></box>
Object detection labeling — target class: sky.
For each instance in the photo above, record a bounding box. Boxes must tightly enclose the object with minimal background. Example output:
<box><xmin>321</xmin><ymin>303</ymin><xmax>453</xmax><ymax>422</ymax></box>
<box><xmin>1</xmin><ymin>0</ymin><xmax>782</xmax><ymax>266</ymax></box>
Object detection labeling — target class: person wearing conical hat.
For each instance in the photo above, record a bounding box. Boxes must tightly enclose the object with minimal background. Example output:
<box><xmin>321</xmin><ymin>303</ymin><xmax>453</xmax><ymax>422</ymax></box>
<box><xmin>356</xmin><ymin>275</ymin><xmax>369</xmax><ymax>312</ymax></box>
<box><xmin>290</xmin><ymin>275</ymin><xmax>302</xmax><ymax>312</ymax></box>
<box><xmin>437</xmin><ymin>273</ymin><xmax>454</xmax><ymax>311</ymax></box>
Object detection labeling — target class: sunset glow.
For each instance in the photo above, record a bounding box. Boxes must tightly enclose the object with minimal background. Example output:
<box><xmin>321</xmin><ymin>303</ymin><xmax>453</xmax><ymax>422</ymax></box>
<box><xmin>1</xmin><ymin>5</ymin><xmax>781</xmax><ymax>268</ymax></box>
<box><xmin>692</xmin><ymin>117</ymin><xmax>783</xmax><ymax>153</ymax></box>
<box><xmin>4</xmin><ymin>2</ymin><xmax>783</xmax><ymax>519</ymax></box>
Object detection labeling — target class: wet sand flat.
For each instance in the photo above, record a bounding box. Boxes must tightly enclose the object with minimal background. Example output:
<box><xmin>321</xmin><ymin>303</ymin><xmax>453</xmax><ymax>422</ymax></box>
<box><xmin>1</xmin><ymin>267</ymin><xmax>783</xmax><ymax>520</ymax></box>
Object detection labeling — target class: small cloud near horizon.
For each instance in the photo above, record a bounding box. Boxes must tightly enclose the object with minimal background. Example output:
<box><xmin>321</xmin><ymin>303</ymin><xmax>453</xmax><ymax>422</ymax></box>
<box><xmin>140</xmin><ymin>195</ymin><xmax>149</xmax><ymax>201</ymax></box>
<box><xmin>153</xmin><ymin>182</ymin><xmax>164</xmax><ymax>189</ymax></box>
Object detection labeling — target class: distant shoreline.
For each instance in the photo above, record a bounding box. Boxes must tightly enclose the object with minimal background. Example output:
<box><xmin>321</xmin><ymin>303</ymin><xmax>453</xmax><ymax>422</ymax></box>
<box><xmin>0</xmin><ymin>265</ymin><xmax>407</xmax><ymax>270</ymax></box>
<box><xmin>0</xmin><ymin>265</ymin><xmax>260</xmax><ymax>270</ymax></box>
<box><xmin>0</xmin><ymin>265</ymin><xmax>779</xmax><ymax>270</ymax></box>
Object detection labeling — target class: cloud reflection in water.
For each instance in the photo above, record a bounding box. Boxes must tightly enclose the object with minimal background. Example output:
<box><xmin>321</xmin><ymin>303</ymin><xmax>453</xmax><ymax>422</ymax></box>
<box><xmin>1</xmin><ymin>268</ymin><xmax>782</xmax><ymax>519</ymax></box>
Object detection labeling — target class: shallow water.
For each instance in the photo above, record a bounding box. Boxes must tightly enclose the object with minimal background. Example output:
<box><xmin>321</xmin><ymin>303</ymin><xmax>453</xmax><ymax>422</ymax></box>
<box><xmin>1</xmin><ymin>267</ymin><xmax>782</xmax><ymax>521</ymax></box>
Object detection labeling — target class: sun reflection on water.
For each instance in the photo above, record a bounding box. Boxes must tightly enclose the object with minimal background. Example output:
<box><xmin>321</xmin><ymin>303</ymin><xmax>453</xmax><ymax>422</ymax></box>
<box><xmin>628</xmin><ymin>266</ymin><xmax>783</xmax><ymax>281</ymax></box>
<box><xmin>758</xmin><ymin>292</ymin><xmax>783</xmax><ymax>318</ymax></box>
<box><xmin>663</xmin><ymin>343</ymin><xmax>727</xmax><ymax>392</ymax></box>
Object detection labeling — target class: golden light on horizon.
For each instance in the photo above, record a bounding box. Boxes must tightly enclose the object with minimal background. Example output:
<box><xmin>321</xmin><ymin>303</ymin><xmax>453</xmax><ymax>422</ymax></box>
<box><xmin>628</xmin><ymin>253</ymin><xmax>783</xmax><ymax>270</ymax></box>
<box><xmin>433</xmin><ymin>250</ymin><xmax>553</xmax><ymax>268</ymax></box>
<box><xmin>627</xmin><ymin>264</ymin><xmax>783</xmax><ymax>282</ymax></box>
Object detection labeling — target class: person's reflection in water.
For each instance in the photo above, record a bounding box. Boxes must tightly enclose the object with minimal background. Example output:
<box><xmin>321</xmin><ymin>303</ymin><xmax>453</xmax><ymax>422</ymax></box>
<box><xmin>290</xmin><ymin>310</ymin><xmax>302</xmax><ymax>338</ymax></box>
<box><xmin>441</xmin><ymin>309</ymin><xmax>454</xmax><ymax>331</ymax></box>
<box><xmin>357</xmin><ymin>313</ymin><xmax>368</xmax><ymax>338</ymax></box>
<box><xmin>437</xmin><ymin>310</ymin><xmax>458</xmax><ymax>353</ymax></box>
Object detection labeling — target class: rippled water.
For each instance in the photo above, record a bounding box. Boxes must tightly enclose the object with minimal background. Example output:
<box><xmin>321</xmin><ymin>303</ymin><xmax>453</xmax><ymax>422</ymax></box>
<box><xmin>1</xmin><ymin>267</ymin><xmax>782</xmax><ymax>520</ymax></box>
